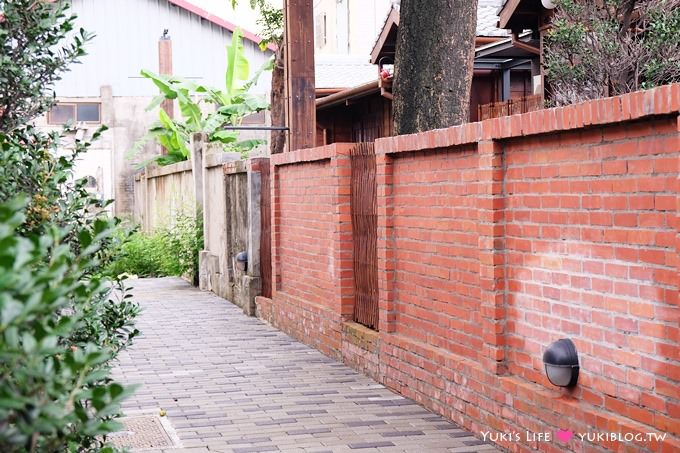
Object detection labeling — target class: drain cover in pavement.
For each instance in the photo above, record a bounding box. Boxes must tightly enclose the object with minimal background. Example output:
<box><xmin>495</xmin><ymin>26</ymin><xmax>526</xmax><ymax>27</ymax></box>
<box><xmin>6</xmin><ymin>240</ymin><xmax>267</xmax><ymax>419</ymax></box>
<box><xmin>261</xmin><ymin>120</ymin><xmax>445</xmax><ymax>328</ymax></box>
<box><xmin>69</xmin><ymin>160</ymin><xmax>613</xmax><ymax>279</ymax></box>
<box><xmin>108</xmin><ymin>415</ymin><xmax>181</xmax><ymax>450</ymax></box>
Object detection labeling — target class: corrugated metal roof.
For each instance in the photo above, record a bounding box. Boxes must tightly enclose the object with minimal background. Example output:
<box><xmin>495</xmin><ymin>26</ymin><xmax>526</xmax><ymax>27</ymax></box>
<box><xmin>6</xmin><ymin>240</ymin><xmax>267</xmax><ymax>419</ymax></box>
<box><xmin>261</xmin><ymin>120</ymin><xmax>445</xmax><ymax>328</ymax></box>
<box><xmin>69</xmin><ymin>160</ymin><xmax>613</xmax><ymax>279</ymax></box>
<box><xmin>169</xmin><ymin>0</ymin><xmax>275</xmax><ymax>50</ymax></box>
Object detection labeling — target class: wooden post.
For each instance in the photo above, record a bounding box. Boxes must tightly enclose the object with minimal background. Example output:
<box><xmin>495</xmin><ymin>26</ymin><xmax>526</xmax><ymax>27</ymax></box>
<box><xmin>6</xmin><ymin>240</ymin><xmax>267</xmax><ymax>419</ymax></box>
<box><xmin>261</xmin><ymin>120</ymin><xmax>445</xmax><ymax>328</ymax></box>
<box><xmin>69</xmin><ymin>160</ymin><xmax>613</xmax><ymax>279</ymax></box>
<box><xmin>284</xmin><ymin>0</ymin><xmax>316</xmax><ymax>151</ymax></box>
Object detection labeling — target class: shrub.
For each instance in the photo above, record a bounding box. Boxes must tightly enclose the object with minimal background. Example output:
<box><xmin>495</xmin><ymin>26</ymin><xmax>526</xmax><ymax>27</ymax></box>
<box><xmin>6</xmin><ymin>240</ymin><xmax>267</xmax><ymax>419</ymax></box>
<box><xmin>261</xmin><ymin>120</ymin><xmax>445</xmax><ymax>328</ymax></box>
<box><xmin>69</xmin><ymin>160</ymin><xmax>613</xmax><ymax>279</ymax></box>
<box><xmin>0</xmin><ymin>1</ymin><xmax>139</xmax><ymax>450</ymax></box>
<box><xmin>0</xmin><ymin>196</ymin><xmax>139</xmax><ymax>452</ymax></box>
<box><xmin>0</xmin><ymin>126</ymin><xmax>141</xmax><ymax>451</ymax></box>
<box><xmin>104</xmin><ymin>229</ymin><xmax>172</xmax><ymax>278</ymax></box>
<box><xmin>0</xmin><ymin>0</ymin><xmax>91</xmax><ymax>132</ymax></box>
<box><xmin>105</xmin><ymin>212</ymin><xmax>203</xmax><ymax>284</ymax></box>
<box><xmin>545</xmin><ymin>0</ymin><xmax>680</xmax><ymax>105</ymax></box>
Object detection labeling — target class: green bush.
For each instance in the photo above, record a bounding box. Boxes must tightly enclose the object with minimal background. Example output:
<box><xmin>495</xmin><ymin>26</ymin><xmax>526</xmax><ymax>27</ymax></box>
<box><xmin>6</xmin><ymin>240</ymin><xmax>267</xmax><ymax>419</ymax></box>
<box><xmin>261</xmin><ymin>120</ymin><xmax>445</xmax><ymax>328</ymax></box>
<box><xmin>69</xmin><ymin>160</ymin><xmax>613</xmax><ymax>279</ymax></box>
<box><xmin>0</xmin><ymin>0</ymin><xmax>92</xmax><ymax>132</ymax></box>
<box><xmin>105</xmin><ymin>230</ymin><xmax>171</xmax><ymax>278</ymax></box>
<box><xmin>0</xmin><ymin>198</ymin><xmax>138</xmax><ymax>452</ymax></box>
<box><xmin>0</xmin><ymin>1</ymin><xmax>139</xmax><ymax>450</ymax></box>
<box><xmin>545</xmin><ymin>0</ymin><xmax>680</xmax><ymax>105</ymax></box>
<box><xmin>0</xmin><ymin>127</ymin><xmax>141</xmax><ymax>451</ymax></box>
<box><xmin>105</xmin><ymin>213</ymin><xmax>203</xmax><ymax>284</ymax></box>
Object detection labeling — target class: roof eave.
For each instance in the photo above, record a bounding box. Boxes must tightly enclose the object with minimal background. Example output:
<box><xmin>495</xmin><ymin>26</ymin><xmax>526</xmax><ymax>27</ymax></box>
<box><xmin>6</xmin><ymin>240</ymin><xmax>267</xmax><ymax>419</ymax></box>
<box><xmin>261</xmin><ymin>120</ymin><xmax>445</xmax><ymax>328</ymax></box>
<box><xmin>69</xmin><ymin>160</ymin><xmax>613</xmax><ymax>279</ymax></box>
<box><xmin>316</xmin><ymin>81</ymin><xmax>381</xmax><ymax>110</ymax></box>
<box><xmin>167</xmin><ymin>0</ymin><xmax>276</xmax><ymax>52</ymax></box>
<box><xmin>370</xmin><ymin>7</ymin><xmax>400</xmax><ymax>65</ymax></box>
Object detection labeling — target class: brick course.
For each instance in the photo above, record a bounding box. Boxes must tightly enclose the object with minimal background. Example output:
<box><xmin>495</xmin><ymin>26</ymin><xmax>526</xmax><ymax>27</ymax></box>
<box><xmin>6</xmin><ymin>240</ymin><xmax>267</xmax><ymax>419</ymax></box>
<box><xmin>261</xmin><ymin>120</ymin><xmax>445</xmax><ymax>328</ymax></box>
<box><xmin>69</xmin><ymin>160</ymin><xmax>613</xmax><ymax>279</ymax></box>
<box><xmin>256</xmin><ymin>84</ymin><xmax>680</xmax><ymax>452</ymax></box>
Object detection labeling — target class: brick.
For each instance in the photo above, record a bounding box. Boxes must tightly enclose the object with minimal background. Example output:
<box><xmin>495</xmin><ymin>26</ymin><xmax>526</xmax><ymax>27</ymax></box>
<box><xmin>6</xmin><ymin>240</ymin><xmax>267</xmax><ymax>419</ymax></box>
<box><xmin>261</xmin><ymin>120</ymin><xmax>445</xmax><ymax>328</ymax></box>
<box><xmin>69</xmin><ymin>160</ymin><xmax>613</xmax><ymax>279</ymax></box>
<box><xmin>259</xmin><ymin>99</ymin><xmax>680</xmax><ymax>453</ymax></box>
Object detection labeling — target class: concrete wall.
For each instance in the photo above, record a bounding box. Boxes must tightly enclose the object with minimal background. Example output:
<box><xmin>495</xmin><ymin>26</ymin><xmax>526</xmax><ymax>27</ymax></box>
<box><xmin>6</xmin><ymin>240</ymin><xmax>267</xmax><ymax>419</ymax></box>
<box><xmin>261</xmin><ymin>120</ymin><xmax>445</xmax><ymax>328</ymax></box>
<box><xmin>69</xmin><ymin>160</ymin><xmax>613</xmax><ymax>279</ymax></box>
<box><xmin>199</xmin><ymin>155</ymin><xmax>268</xmax><ymax>316</ymax></box>
<box><xmin>36</xmin><ymin>90</ymin><xmax>164</xmax><ymax>216</ymax></box>
<box><xmin>200</xmin><ymin>150</ymin><xmax>241</xmax><ymax>302</ymax></box>
<box><xmin>133</xmin><ymin>138</ymin><xmax>268</xmax><ymax>315</ymax></box>
<box><xmin>135</xmin><ymin>160</ymin><xmax>194</xmax><ymax>232</ymax></box>
<box><xmin>36</xmin><ymin>88</ymin><xmax>269</xmax><ymax>217</ymax></box>
<box><xmin>256</xmin><ymin>84</ymin><xmax>680</xmax><ymax>453</ymax></box>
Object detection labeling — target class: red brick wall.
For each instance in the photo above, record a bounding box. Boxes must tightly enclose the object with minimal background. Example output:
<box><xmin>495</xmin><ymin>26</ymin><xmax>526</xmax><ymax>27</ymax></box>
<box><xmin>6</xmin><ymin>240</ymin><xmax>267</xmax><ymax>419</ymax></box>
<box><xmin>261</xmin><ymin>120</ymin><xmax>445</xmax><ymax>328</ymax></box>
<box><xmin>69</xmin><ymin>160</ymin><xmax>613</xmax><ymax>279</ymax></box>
<box><xmin>275</xmin><ymin>159</ymin><xmax>335</xmax><ymax>306</ymax></box>
<box><xmin>390</xmin><ymin>146</ymin><xmax>484</xmax><ymax>361</ymax></box>
<box><xmin>504</xmin><ymin>118</ymin><xmax>679</xmax><ymax>426</ymax></box>
<box><xmin>257</xmin><ymin>85</ymin><xmax>680</xmax><ymax>453</ymax></box>
<box><xmin>258</xmin><ymin>144</ymin><xmax>354</xmax><ymax>359</ymax></box>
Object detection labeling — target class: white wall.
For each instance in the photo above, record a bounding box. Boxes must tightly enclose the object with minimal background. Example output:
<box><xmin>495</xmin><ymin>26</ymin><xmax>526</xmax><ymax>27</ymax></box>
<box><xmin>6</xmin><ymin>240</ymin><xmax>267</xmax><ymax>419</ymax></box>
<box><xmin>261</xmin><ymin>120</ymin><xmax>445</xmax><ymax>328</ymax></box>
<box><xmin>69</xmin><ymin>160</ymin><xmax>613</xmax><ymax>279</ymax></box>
<box><xmin>55</xmin><ymin>0</ymin><xmax>273</xmax><ymax>98</ymax></box>
<box><xmin>314</xmin><ymin>0</ymin><xmax>393</xmax><ymax>56</ymax></box>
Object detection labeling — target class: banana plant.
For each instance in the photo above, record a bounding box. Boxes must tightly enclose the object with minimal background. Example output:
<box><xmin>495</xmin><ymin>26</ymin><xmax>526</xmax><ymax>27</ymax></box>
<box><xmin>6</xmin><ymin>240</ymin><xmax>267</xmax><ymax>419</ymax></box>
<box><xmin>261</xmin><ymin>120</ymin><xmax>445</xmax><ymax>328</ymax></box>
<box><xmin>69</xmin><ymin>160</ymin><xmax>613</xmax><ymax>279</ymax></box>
<box><xmin>131</xmin><ymin>28</ymin><xmax>273</xmax><ymax>167</ymax></box>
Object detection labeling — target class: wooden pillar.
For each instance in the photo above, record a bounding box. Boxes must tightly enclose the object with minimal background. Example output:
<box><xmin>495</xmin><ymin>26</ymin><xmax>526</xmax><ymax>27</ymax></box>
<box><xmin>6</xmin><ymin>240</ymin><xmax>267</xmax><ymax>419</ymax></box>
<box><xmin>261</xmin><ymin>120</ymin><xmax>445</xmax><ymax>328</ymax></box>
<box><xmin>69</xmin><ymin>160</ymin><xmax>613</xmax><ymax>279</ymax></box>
<box><xmin>158</xmin><ymin>30</ymin><xmax>174</xmax><ymax>120</ymax></box>
<box><xmin>284</xmin><ymin>0</ymin><xmax>316</xmax><ymax>152</ymax></box>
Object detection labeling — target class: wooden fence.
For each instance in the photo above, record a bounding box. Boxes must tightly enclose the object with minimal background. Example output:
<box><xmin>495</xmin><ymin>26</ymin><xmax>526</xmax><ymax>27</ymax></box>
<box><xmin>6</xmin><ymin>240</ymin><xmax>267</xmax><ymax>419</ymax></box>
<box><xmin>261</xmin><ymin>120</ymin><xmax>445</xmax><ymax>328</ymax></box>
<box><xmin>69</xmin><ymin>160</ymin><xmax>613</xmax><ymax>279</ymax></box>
<box><xmin>477</xmin><ymin>94</ymin><xmax>543</xmax><ymax>121</ymax></box>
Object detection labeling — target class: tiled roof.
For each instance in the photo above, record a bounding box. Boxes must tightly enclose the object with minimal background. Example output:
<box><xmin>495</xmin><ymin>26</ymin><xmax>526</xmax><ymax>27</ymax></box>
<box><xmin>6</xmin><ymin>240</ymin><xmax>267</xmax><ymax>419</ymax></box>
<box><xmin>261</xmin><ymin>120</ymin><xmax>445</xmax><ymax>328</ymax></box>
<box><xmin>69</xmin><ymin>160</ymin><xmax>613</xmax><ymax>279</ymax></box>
<box><xmin>477</xmin><ymin>0</ymin><xmax>508</xmax><ymax>36</ymax></box>
<box><xmin>374</xmin><ymin>0</ymin><xmax>507</xmax><ymax>50</ymax></box>
<box><xmin>315</xmin><ymin>54</ymin><xmax>377</xmax><ymax>89</ymax></box>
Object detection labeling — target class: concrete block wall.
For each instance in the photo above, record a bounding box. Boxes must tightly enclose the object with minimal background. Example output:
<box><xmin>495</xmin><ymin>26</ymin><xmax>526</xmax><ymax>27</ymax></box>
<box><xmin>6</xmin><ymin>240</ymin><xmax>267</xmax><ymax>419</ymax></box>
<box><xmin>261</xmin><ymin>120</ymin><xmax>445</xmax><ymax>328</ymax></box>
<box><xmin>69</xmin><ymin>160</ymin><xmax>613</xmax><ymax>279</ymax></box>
<box><xmin>134</xmin><ymin>160</ymin><xmax>194</xmax><ymax>232</ymax></box>
<box><xmin>133</xmin><ymin>137</ymin><xmax>268</xmax><ymax>314</ymax></box>
<box><xmin>256</xmin><ymin>84</ymin><xmax>680</xmax><ymax>453</ymax></box>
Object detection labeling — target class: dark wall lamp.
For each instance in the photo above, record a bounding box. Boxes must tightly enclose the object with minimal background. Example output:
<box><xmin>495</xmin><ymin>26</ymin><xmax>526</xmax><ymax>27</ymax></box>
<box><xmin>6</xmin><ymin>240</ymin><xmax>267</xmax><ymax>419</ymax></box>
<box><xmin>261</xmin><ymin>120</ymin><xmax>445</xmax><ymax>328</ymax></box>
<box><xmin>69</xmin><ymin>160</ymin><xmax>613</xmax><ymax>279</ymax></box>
<box><xmin>236</xmin><ymin>251</ymin><xmax>248</xmax><ymax>272</ymax></box>
<box><xmin>543</xmin><ymin>339</ymin><xmax>580</xmax><ymax>387</ymax></box>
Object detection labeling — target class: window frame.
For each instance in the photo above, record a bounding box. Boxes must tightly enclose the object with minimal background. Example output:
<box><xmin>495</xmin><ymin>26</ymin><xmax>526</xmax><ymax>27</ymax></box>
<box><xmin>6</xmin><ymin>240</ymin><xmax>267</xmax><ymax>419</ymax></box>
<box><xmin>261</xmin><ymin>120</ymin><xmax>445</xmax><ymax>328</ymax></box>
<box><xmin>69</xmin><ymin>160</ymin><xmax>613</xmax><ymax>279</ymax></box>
<box><xmin>48</xmin><ymin>102</ymin><xmax>101</xmax><ymax>125</ymax></box>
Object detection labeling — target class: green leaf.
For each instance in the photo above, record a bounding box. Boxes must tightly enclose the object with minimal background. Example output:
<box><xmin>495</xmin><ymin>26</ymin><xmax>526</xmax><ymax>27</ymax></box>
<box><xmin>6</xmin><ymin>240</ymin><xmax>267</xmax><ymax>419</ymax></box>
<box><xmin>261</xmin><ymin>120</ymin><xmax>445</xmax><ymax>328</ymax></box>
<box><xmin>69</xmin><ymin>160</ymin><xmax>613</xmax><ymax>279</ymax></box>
<box><xmin>226</xmin><ymin>28</ymin><xmax>250</xmax><ymax>96</ymax></box>
<box><xmin>141</xmin><ymin>69</ymin><xmax>178</xmax><ymax>99</ymax></box>
<box><xmin>233</xmin><ymin>138</ymin><xmax>265</xmax><ymax>151</ymax></box>
<box><xmin>145</xmin><ymin>94</ymin><xmax>166</xmax><ymax>112</ymax></box>
<box><xmin>210</xmin><ymin>130</ymin><xmax>239</xmax><ymax>143</ymax></box>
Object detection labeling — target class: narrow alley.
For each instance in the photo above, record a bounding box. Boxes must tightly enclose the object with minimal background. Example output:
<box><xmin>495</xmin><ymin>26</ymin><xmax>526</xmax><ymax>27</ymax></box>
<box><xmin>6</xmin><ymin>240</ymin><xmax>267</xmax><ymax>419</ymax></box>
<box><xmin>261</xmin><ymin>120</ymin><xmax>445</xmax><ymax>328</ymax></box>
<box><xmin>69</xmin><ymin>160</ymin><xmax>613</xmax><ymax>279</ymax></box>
<box><xmin>112</xmin><ymin>278</ymin><xmax>498</xmax><ymax>453</ymax></box>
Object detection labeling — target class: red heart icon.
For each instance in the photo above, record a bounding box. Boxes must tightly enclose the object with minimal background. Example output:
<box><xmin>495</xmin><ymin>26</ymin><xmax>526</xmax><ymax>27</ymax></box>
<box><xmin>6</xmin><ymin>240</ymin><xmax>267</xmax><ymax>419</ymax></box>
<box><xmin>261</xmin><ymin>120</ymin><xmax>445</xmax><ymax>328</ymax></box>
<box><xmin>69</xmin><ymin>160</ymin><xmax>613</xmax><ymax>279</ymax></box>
<box><xmin>556</xmin><ymin>429</ymin><xmax>574</xmax><ymax>442</ymax></box>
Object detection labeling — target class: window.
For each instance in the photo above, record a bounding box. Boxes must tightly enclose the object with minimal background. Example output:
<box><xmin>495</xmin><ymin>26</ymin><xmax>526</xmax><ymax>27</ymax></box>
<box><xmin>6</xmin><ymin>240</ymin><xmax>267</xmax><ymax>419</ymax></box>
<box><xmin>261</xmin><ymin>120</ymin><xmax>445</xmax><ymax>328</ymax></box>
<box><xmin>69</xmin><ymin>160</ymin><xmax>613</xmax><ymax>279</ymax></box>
<box><xmin>77</xmin><ymin>104</ymin><xmax>100</xmax><ymax>122</ymax></box>
<box><xmin>48</xmin><ymin>103</ymin><xmax>101</xmax><ymax>124</ymax></box>
<box><xmin>49</xmin><ymin>104</ymin><xmax>75</xmax><ymax>124</ymax></box>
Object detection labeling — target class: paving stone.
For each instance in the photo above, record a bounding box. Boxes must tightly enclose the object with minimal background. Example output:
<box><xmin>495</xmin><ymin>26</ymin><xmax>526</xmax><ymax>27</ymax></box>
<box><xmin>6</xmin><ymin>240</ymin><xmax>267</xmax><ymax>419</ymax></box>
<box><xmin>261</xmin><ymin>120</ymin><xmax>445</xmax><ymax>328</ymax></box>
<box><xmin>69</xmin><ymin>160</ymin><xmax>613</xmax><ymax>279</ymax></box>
<box><xmin>347</xmin><ymin>441</ymin><xmax>396</xmax><ymax>449</ymax></box>
<box><xmin>286</xmin><ymin>428</ymin><xmax>333</xmax><ymax>436</ymax></box>
<box><xmin>344</xmin><ymin>420</ymin><xmax>387</xmax><ymax>427</ymax></box>
<box><xmin>224</xmin><ymin>437</ymin><xmax>272</xmax><ymax>445</ymax></box>
<box><xmin>379</xmin><ymin>430</ymin><xmax>425</xmax><ymax>437</ymax></box>
<box><xmin>112</xmin><ymin>278</ymin><xmax>499</xmax><ymax>453</ymax></box>
<box><xmin>449</xmin><ymin>431</ymin><xmax>476</xmax><ymax>438</ymax></box>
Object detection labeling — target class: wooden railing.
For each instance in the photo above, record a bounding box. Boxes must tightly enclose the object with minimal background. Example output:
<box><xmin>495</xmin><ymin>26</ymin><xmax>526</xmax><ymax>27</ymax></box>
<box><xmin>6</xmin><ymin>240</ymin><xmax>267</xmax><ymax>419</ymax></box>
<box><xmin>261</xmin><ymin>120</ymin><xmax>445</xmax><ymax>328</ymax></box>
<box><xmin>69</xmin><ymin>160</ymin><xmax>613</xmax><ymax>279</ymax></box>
<box><xmin>478</xmin><ymin>94</ymin><xmax>544</xmax><ymax>121</ymax></box>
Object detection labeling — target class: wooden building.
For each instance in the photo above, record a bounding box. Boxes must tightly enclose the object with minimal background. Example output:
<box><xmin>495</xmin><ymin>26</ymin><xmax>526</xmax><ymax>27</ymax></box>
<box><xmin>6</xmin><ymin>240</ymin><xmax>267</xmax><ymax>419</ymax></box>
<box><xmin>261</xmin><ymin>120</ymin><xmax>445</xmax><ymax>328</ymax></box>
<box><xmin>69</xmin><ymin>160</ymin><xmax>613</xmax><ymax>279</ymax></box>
<box><xmin>315</xmin><ymin>1</ymin><xmax>546</xmax><ymax>146</ymax></box>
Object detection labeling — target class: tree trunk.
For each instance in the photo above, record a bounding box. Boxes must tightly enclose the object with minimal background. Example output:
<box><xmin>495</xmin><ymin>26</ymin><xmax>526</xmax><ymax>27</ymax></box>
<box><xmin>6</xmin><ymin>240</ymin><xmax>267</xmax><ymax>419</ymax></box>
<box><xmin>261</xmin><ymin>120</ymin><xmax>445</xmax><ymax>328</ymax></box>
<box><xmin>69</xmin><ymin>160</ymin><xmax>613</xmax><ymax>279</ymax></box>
<box><xmin>270</xmin><ymin>46</ymin><xmax>286</xmax><ymax>154</ymax></box>
<box><xmin>393</xmin><ymin>0</ymin><xmax>478</xmax><ymax>135</ymax></box>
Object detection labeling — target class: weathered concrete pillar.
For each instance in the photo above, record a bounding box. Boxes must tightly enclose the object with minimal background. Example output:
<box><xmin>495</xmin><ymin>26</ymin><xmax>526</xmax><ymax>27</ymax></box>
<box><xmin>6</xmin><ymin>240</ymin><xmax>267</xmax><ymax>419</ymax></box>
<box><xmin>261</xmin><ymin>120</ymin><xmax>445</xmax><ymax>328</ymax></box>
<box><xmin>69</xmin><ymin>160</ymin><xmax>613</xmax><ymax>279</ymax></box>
<box><xmin>241</xmin><ymin>158</ymin><xmax>268</xmax><ymax>315</ymax></box>
<box><xmin>191</xmin><ymin>133</ymin><xmax>206</xmax><ymax>215</ymax></box>
<box><xmin>198</xmin><ymin>250</ymin><xmax>210</xmax><ymax>291</ymax></box>
<box><xmin>247</xmin><ymin>161</ymin><xmax>263</xmax><ymax>280</ymax></box>
<box><xmin>192</xmin><ymin>133</ymin><xmax>208</xmax><ymax>290</ymax></box>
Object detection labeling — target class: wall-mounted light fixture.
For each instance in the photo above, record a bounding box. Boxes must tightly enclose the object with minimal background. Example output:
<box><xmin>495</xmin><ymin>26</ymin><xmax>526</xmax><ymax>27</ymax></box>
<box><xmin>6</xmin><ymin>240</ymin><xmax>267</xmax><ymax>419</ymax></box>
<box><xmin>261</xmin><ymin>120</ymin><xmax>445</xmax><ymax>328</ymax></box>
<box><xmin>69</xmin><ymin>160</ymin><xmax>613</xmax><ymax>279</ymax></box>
<box><xmin>543</xmin><ymin>339</ymin><xmax>579</xmax><ymax>387</ymax></box>
<box><xmin>541</xmin><ymin>0</ymin><xmax>557</xmax><ymax>9</ymax></box>
<box><xmin>236</xmin><ymin>251</ymin><xmax>248</xmax><ymax>272</ymax></box>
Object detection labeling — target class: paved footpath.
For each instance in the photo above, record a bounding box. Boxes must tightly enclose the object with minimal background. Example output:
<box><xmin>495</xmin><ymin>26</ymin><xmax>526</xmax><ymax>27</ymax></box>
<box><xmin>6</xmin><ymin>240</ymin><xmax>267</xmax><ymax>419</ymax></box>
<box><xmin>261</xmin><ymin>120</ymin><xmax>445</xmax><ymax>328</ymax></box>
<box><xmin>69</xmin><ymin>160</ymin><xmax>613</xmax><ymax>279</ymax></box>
<box><xmin>113</xmin><ymin>278</ymin><xmax>499</xmax><ymax>453</ymax></box>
